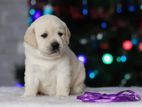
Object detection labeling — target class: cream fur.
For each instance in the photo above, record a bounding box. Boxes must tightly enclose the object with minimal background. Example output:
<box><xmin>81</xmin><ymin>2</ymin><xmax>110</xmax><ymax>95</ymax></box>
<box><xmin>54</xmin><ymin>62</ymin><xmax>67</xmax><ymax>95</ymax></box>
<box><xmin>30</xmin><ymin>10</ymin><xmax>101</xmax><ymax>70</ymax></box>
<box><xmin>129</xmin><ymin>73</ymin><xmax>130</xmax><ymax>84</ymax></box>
<box><xmin>24</xmin><ymin>15</ymin><xmax>86</xmax><ymax>97</ymax></box>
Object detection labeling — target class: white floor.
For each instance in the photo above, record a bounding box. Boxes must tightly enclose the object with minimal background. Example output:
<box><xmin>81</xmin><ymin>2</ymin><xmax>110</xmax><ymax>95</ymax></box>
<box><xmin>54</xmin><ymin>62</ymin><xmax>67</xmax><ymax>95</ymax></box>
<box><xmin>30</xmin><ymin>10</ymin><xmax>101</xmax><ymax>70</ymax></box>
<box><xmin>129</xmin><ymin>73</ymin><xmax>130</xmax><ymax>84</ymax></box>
<box><xmin>0</xmin><ymin>87</ymin><xmax>141</xmax><ymax>107</ymax></box>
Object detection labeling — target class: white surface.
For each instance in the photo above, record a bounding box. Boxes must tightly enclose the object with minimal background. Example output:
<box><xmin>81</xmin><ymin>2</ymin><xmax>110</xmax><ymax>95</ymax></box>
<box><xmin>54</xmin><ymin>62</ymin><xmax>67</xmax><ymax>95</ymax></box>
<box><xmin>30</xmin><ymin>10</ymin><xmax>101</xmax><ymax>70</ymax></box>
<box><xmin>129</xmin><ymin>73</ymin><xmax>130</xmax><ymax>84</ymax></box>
<box><xmin>0</xmin><ymin>87</ymin><xmax>141</xmax><ymax>107</ymax></box>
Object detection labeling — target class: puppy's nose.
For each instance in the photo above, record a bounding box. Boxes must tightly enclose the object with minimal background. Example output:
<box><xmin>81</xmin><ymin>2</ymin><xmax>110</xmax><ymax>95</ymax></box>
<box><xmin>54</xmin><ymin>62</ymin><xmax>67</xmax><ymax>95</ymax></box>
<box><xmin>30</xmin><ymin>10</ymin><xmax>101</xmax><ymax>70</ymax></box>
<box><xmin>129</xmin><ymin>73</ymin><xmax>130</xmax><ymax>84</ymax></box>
<box><xmin>51</xmin><ymin>42</ymin><xmax>59</xmax><ymax>50</ymax></box>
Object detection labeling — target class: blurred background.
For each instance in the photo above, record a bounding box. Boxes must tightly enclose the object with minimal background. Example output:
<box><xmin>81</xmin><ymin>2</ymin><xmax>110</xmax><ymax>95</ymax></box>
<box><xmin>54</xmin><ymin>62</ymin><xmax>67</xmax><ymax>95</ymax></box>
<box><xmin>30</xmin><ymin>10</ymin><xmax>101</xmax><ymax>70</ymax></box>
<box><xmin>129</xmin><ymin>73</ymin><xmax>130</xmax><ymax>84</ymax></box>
<box><xmin>0</xmin><ymin>0</ymin><xmax>142</xmax><ymax>87</ymax></box>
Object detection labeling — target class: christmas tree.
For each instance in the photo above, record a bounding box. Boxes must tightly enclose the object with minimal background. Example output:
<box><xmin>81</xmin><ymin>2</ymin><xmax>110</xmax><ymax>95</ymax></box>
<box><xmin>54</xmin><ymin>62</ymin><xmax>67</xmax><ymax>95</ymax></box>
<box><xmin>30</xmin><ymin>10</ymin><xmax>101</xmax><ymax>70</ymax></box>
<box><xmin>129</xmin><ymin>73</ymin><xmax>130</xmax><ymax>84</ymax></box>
<box><xmin>15</xmin><ymin>0</ymin><xmax>142</xmax><ymax>87</ymax></box>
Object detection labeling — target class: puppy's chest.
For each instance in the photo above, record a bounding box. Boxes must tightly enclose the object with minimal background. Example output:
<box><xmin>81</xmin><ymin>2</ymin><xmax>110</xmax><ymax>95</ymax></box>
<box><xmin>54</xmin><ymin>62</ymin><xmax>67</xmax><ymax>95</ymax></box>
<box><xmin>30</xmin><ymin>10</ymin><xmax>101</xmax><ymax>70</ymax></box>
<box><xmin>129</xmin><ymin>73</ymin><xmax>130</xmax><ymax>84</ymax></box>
<box><xmin>33</xmin><ymin>61</ymin><xmax>58</xmax><ymax>80</ymax></box>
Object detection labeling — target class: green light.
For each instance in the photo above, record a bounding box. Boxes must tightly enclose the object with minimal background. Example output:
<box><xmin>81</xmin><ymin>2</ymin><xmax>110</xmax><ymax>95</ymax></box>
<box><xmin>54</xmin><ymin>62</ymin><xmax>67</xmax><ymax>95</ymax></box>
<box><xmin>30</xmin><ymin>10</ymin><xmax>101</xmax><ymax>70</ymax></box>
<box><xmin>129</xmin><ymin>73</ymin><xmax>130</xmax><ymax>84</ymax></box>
<box><xmin>102</xmin><ymin>53</ymin><xmax>113</xmax><ymax>65</ymax></box>
<box><xmin>116</xmin><ymin>56</ymin><xmax>121</xmax><ymax>63</ymax></box>
<box><xmin>124</xmin><ymin>73</ymin><xmax>131</xmax><ymax>80</ymax></box>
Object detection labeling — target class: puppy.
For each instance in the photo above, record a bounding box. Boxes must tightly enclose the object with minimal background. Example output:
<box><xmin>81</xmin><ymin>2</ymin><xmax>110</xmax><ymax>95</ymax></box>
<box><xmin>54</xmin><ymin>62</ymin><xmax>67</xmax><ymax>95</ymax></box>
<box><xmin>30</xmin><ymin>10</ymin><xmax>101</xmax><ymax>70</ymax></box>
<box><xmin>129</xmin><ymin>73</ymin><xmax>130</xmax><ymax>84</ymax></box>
<box><xmin>24</xmin><ymin>15</ymin><xmax>86</xmax><ymax>96</ymax></box>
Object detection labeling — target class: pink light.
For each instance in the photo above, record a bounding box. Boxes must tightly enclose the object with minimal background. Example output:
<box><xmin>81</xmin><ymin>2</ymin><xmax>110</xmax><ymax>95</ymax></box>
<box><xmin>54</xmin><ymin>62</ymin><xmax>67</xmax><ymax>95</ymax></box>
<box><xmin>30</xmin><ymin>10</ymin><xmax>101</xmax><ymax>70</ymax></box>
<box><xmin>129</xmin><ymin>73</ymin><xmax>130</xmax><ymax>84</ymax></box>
<box><xmin>122</xmin><ymin>40</ymin><xmax>133</xmax><ymax>51</ymax></box>
<box><xmin>139</xmin><ymin>42</ymin><xmax>142</xmax><ymax>51</ymax></box>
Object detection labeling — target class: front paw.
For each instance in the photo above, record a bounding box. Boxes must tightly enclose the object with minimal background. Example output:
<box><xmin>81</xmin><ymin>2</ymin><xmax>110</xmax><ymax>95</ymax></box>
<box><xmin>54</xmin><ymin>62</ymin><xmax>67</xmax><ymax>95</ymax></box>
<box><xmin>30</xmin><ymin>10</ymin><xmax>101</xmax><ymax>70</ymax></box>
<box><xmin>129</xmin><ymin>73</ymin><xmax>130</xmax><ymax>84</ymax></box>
<box><xmin>23</xmin><ymin>91</ymin><xmax>37</xmax><ymax>97</ymax></box>
<box><xmin>56</xmin><ymin>89</ymin><xmax>69</xmax><ymax>97</ymax></box>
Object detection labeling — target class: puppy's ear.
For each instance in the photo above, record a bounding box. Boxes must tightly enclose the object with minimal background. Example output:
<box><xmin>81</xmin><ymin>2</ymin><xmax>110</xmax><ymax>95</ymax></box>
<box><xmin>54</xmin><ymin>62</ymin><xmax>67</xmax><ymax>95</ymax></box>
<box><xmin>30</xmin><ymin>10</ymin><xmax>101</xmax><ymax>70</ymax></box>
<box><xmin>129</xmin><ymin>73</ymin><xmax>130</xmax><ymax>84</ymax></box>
<box><xmin>65</xmin><ymin>24</ymin><xmax>71</xmax><ymax>45</ymax></box>
<box><xmin>24</xmin><ymin>24</ymin><xmax>37</xmax><ymax>48</ymax></box>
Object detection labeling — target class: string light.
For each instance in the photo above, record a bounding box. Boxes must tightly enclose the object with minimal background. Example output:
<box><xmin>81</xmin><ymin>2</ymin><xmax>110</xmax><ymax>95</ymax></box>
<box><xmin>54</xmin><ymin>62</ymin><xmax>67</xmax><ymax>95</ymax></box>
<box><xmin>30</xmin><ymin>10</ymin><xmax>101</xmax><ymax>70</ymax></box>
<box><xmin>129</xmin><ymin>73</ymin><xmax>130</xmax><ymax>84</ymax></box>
<box><xmin>82</xmin><ymin>8</ymin><xmax>88</xmax><ymax>15</ymax></box>
<box><xmin>80</xmin><ymin>38</ymin><xmax>88</xmax><ymax>45</ymax></box>
<box><xmin>88</xmin><ymin>70</ymin><xmax>98</xmax><ymax>79</ymax></box>
<box><xmin>116</xmin><ymin>56</ymin><xmax>121</xmax><ymax>63</ymax></box>
<box><xmin>82</xmin><ymin>0</ymin><xmax>87</xmax><ymax>5</ymax></box>
<box><xmin>28</xmin><ymin>17</ymin><xmax>33</xmax><ymax>24</ymax></box>
<box><xmin>132</xmin><ymin>38</ymin><xmax>138</xmax><ymax>45</ymax></box>
<box><xmin>96</xmin><ymin>33</ymin><xmax>103</xmax><ymax>40</ymax></box>
<box><xmin>140</xmin><ymin>4</ymin><xmax>142</xmax><ymax>11</ymax></box>
<box><xmin>89</xmin><ymin>72</ymin><xmax>96</xmax><ymax>79</ymax></box>
<box><xmin>82</xmin><ymin>0</ymin><xmax>88</xmax><ymax>16</ymax></box>
<box><xmin>43</xmin><ymin>5</ymin><xmax>54</xmax><ymax>15</ymax></box>
<box><xmin>122</xmin><ymin>40</ymin><xmax>133</xmax><ymax>51</ymax></box>
<box><xmin>78</xmin><ymin>55</ymin><xmax>87</xmax><ymax>64</ymax></box>
<box><xmin>128</xmin><ymin>5</ymin><xmax>135</xmax><ymax>12</ymax></box>
<box><xmin>124</xmin><ymin>73</ymin><xmax>131</xmax><ymax>80</ymax></box>
<box><xmin>120</xmin><ymin>55</ymin><xmax>127</xmax><ymax>62</ymax></box>
<box><xmin>139</xmin><ymin>42</ymin><xmax>142</xmax><ymax>51</ymax></box>
<box><xmin>16</xmin><ymin>83</ymin><xmax>24</xmax><ymax>88</ymax></box>
<box><xmin>101</xmin><ymin>21</ymin><xmax>107</xmax><ymax>29</ymax></box>
<box><xmin>30</xmin><ymin>0</ymin><xmax>36</xmax><ymax>5</ymax></box>
<box><xmin>116</xmin><ymin>4</ymin><xmax>122</xmax><ymax>13</ymax></box>
<box><xmin>33</xmin><ymin>10</ymin><xmax>42</xmax><ymax>20</ymax></box>
<box><xmin>29</xmin><ymin>8</ymin><xmax>36</xmax><ymax>15</ymax></box>
<box><xmin>102</xmin><ymin>53</ymin><xmax>113</xmax><ymax>65</ymax></box>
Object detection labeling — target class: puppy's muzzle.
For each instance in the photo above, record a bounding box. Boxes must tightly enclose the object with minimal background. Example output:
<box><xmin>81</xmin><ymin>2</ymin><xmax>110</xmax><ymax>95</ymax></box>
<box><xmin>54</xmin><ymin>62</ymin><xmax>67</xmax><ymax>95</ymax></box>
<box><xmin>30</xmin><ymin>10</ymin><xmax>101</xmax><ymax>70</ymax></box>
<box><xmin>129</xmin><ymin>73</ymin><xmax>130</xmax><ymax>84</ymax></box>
<box><xmin>51</xmin><ymin>41</ymin><xmax>60</xmax><ymax>53</ymax></box>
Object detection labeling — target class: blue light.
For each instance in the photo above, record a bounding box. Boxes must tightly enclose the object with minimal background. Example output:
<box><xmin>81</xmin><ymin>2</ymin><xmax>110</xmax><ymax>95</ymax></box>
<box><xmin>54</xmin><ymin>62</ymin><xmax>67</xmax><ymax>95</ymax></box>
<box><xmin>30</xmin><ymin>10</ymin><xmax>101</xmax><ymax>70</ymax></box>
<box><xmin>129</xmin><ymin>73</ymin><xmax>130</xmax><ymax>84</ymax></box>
<box><xmin>28</xmin><ymin>17</ymin><xmax>33</xmax><ymax>24</ymax></box>
<box><xmin>128</xmin><ymin>5</ymin><xmax>135</xmax><ymax>12</ymax></box>
<box><xmin>78</xmin><ymin>55</ymin><xmax>87</xmax><ymax>64</ymax></box>
<box><xmin>89</xmin><ymin>72</ymin><xmax>96</xmax><ymax>79</ymax></box>
<box><xmin>140</xmin><ymin>5</ymin><xmax>142</xmax><ymax>11</ymax></box>
<box><xmin>43</xmin><ymin>5</ymin><xmax>54</xmax><ymax>15</ymax></box>
<box><xmin>101</xmin><ymin>21</ymin><xmax>107</xmax><ymax>29</ymax></box>
<box><xmin>132</xmin><ymin>38</ymin><xmax>138</xmax><ymax>45</ymax></box>
<box><xmin>29</xmin><ymin>9</ymin><xmax>35</xmax><ymax>15</ymax></box>
<box><xmin>116</xmin><ymin>7</ymin><xmax>122</xmax><ymax>13</ymax></box>
<box><xmin>82</xmin><ymin>0</ymin><xmax>87</xmax><ymax>5</ymax></box>
<box><xmin>16</xmin><ymin>83</ymin><xmax>24</xmax><ymax>88</ymax></box>
<box><xmin>120</xmin><ymin>55</ymin><xmax>127</xmax><ymax>62</ymax></box>
<box><xmin>82</xmin><ymin>9</ymin><xmax>88</xmax><ymax>15</ymax></box>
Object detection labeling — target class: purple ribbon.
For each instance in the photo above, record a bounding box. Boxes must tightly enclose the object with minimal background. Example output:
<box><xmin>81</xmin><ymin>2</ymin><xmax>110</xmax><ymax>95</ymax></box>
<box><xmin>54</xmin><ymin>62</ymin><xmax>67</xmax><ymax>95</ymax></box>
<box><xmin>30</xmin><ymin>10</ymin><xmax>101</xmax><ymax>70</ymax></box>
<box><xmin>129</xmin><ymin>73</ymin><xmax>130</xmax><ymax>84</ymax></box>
<box><xmin>77</xmin><ymin>90</ymin><xmax>141</xmax><ymax>103</ymax></box>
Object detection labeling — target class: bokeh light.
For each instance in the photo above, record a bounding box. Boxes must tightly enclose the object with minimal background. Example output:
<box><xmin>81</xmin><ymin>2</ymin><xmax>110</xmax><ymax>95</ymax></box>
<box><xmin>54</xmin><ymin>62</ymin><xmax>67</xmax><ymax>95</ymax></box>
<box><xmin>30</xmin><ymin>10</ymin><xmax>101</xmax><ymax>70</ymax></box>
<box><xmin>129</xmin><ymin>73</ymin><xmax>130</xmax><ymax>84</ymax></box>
<box><xmin>122</xmin><ymin>40</ymin><xmax>133</xmax><ymax>51</ymax></box>
<box><xmin>88</xmin><ymin>70</ymin><xmax>98</xmax><ymax>79</ymax></box>
<box><xmin>33</xmin><ymin>10</ymin><xmax>42</xmax><ymax>20</ymax></box>
<box><xmin>120</xmin><ymin>55</ymin><xmax>127</xmax><ymax>62</ymax></box>
<box><xmin>89</xmin><ymin>72</ymin><xmax>96</xmax><ymax>79</ymax></box>
<box><xmin>128</xmin><ymin>5</ymin><xmax>135</xmax><ymax>12</ymax></box>
<box><xmin>132</xmin><ymin>38</ymin><xmax>138</xmax><ymax>45</ymax></box>
<box><xmin>102</xmin><ymin>53</ymin><xmax>113</xmax><ymax>65</ymax></box>
<box><xmin>101</xmin><ymin>21</ymin><xmax>107</xmax><ymax>29</ymax></box>
<box><xmin>28</xmin><ymin>17</ymin><xmax>33</xmax><ymax>24</ymax></box>
<box><xmin>29</xmin><ymin>8</ymin><xmax>35</xmax><ymax>15</ymax></box>
<box><xmin>139</xmin><ymin>42</ymin><xmax>142</xmax><ymax>51</ymax></box>
<box><xmin>16</xmin><ymin>83</ymin><xmax>24</xmax><ymax>88</ymax></box>
<box><xmin>116</xmin><ymin>5</ymin><xmax>122</xmax><ymax>13</ymax></box>
<box><xmin>96</xmin><ymin>33</ymin><xmax>103</xmax><ymax>40</ymax></box>
<box><xmin>140</xmin><ymin>4</ymin><xmax>142</xmax><ymax>11</ymax></box>
<box><xmin>78</xmin><ymin>55</ymin><xmax>87</xmax><ymax>64</ymax></box>
<box><xmin>82</xmin><ymin>8</ymin><xmax>88</xmax><ymax>15</ymax></box>
<box><xmin>116</xmin><ymin>56</ymin><xmax>121</xmax><ymax>63</ymax></box>
<box><xmin>124</xmin><ymin>73</ymin><xmax>131</xmax><ymax>80</ymax></box>
<box><xmin>43</xmin><ymin>5</ymin><xmax>54</xmax><ymax>15</ymax></box>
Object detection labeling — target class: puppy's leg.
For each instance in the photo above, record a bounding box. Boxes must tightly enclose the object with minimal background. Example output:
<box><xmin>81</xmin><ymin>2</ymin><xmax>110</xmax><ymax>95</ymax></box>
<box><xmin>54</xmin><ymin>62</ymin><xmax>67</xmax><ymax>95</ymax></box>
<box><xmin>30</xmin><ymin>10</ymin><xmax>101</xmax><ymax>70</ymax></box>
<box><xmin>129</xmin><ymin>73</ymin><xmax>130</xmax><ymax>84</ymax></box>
<box><xmin>71</xmin><ymin>83</ymin><xmax>85</xmax><ymax>95</ymax></box>
<box><xmin>56</xmin><ymin>69</ymin><xmax>71</xmax><ymax>96</ymax></box>
<box><xmin>24</xmin><ymin>71</ymin><xmax>39</xmax><ymax>97</ymax></box>
<box><xmin>71</xmin><ymin>64</ymin><xmax>86</xmax><ymax>95</ymax></box>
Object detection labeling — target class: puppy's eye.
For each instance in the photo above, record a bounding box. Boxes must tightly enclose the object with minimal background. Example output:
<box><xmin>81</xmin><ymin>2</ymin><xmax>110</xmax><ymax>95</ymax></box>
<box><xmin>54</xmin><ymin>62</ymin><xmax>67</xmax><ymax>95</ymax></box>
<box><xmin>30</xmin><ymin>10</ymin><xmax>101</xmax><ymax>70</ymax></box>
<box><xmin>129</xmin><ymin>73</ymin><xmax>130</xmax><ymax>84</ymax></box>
<box><xmin>58</xmin><ymin>32</ymin><xmax>63</xmax><ymax>37</ymax></box>
<box><xmin>41</xmin><ymin>33</ymin><xmax>48</xmax><ymax>38</ymax></box>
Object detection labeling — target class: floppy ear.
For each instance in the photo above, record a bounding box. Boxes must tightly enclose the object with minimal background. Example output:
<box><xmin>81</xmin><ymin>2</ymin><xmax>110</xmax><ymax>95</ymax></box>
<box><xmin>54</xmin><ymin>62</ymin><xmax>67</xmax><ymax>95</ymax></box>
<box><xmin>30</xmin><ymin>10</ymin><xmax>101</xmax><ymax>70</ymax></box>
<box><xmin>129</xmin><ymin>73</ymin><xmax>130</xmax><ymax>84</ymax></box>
<box><xmin>24</xmin><ymin>24</ymin><xmax>37</xmax><ymax>48</ymax></box>
<box><xmin>65</xmin><ymin>24</ymin><xmax>71</xmax><ymax>45</ymax></box>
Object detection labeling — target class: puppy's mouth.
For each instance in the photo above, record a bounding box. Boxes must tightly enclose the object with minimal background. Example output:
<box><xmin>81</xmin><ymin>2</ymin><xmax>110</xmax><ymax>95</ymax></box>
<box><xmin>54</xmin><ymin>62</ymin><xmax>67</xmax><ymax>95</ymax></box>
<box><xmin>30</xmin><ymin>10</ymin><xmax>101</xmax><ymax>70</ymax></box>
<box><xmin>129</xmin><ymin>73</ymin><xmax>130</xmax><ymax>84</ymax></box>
<box><xmin>42</xmin><ymin>48</ymin><xmax>62</xmax><ymax>56</ymax></box>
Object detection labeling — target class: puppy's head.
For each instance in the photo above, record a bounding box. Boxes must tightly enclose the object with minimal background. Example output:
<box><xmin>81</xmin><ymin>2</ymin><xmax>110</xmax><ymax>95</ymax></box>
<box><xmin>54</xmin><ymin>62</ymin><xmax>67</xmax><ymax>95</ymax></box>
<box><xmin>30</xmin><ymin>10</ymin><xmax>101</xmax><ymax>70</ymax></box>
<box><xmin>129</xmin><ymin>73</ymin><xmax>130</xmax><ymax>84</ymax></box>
<box><xmin>24</xmin><ymin>15</ymin><xmax>71</xmax><ymax>57</ymax></box>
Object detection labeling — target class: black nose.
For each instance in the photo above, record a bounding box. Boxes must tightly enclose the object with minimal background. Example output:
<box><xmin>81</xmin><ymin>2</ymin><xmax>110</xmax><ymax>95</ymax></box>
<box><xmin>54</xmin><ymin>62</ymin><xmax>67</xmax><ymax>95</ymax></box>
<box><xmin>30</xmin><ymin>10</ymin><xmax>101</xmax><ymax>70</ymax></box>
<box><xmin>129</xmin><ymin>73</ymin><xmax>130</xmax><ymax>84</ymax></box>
<box><xmin>51</xmin><ymin>42</ymin><xmax>59</xmax><ymax>51</ymax></box>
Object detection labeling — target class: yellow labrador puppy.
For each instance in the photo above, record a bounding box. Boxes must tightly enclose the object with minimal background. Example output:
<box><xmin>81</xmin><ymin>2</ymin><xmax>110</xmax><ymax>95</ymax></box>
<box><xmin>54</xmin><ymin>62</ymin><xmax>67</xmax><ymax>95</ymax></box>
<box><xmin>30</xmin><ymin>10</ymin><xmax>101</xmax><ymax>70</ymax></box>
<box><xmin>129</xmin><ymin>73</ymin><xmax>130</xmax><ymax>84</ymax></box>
<box><xmin>24</xmin><ymin>15</ymin><xmax>86</xmax><ymax>96</ymax></box>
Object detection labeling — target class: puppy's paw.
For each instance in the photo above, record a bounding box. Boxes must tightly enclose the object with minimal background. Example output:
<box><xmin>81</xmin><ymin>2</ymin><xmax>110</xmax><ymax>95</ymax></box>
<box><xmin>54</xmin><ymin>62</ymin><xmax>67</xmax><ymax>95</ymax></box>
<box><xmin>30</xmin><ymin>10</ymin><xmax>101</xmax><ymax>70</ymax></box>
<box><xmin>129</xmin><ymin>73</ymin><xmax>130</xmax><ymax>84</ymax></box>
<box><xmin>23</xmin><ymin>92</ymin><xmax>37</xmax><ymax>97</ymax></box>
<box><xmin>71</xmin><ymin>84</ymin><xmax>85</xmax><ymax>95</ymax></box>
<box><xmin>56</xmin><ymin>90</ymin><xmax>69</xmax><ymax>97</ymax></box>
